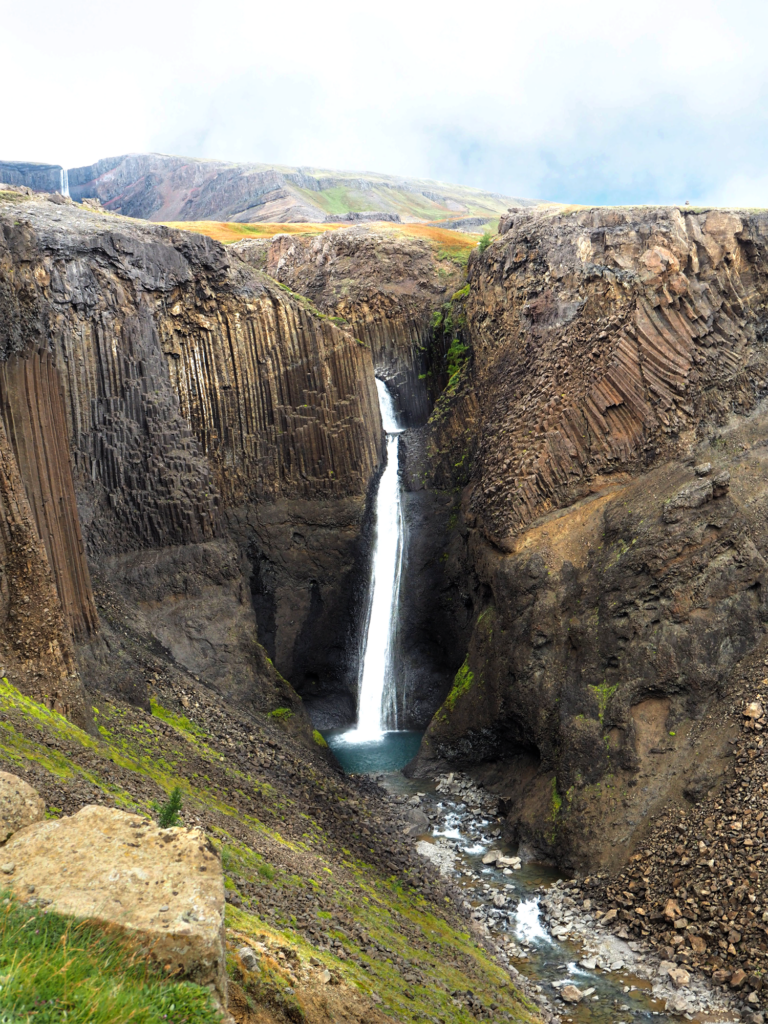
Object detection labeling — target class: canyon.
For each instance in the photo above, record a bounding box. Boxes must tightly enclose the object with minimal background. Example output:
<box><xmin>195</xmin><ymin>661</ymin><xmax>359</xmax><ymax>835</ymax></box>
<box><xmin>2</xmin><ymin>178</ymin><xmax>768</xmax><ymax>1020</ymax></box>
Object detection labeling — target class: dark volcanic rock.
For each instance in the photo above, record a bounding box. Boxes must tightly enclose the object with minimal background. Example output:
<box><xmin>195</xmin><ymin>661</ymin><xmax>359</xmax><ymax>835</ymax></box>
<box><xmin>0</xmin><ymin>193</ymin><xmax>381</xmax><ymax>721</ymax></box>
<box><xmin>410</xmin><ymin>205</ymin><xmax>768</xmax><ymax>872</ymax></box>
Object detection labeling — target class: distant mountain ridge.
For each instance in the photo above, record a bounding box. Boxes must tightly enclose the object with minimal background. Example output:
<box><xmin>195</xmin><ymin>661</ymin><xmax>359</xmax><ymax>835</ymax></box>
<box><xmin>0</xmin><ymin>153</ymin><xmax>535</xmax><ymax>224</ymax></box>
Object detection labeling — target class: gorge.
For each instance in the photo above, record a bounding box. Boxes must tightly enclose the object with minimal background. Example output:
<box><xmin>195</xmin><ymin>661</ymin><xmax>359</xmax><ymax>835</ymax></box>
<box><xmin>1</xmin><ymin>178</ymin><xmax>768</xmax><ymax>1022</ymax></box>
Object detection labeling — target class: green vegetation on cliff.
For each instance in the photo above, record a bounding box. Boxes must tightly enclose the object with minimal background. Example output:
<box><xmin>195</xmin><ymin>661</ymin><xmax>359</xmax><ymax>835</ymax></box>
<box><xmin>443</xmin><ymin>658</ymin><xmax>476</xmax><ymax>713</ymax></box>
<box><xmin>0</xmin><ymin>677</ymin><xmax>538</xmax><ymax>1024</ymax></box>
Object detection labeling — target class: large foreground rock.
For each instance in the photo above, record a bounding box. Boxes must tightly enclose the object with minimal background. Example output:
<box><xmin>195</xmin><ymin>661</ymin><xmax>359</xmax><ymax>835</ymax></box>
<box><xmin>0</xmin><ymin>771</ymin><xmax>46</xmax><ymax>842</ymax></box>
<box><xmin>4</xmin><ymin>805</ymin><xmax>226</xmax><ymax>1003</ymax></box>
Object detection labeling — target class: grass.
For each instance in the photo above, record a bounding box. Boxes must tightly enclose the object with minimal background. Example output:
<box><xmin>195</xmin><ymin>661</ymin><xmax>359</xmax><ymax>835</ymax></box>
<box><xmin>160</xmin><ymin>219</ymin><xmax>481</xmax><ymax>264</ymax></box>
<box><xmin>0</xmin><ymin>890</ymin><xmax>220</xmax><ymax>1024</ymax></box>
<box><xmin>0</xmin><ymin>680</ymin><xmax>540</xmax><ymax>1024</ymax></box>
<box><xmin>160</xmin><ymin>221</ymin><xmax>341</xmax><ymax>243</ymax></box>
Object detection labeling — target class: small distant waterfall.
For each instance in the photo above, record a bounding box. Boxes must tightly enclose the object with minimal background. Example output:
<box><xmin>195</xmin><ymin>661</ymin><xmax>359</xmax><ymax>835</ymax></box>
<box><xmin>346</xmin><ymin>379</ymin><xmax>404</xmax><ymax>741</ymax></box>
<box><xmin>60</xmin><ymin>169</ymin><xmax>69</xmax><ymax>197</ymax></box>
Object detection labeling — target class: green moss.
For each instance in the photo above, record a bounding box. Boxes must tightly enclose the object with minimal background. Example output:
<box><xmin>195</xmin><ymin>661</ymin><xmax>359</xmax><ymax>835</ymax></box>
<box><xmin>149</xmin><ymin>696</ymin><xmax>204</xmax><ymax>740</ymax></box>
<box><xmin>268</xmin><ymin>708</ymin><xmax>294</xmax><ymax>721</ymax></box>
<box><xmin>589</xmin><ymin>680</ymin><xmax>619</xmax><ymax>725</ymax></box>
<box><xmin>551</xmin><ymin>776</ymin><xmax>562</xmax><ymax>816</ymax></box>
<box><xmin>442</xmin><ymin>658</ymin><xmax>475</xmax><ymax>714</ymax></box>
<box><xmin>312</xmin><ymin>729</ymin><xmax>328</xmax><ymax>748</ymax></box>
<box><xmin>446</xmin><ymin>337</ymin><xmax>469</xmax><ymax>380</ymax></box>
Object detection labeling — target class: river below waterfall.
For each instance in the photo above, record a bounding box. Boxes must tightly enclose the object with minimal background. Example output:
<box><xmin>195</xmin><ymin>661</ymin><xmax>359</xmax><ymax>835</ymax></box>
<box><xmin>370</xmin><ymin>769</ymin><xmax>739</xmax><ymax>1024</ymax></box>
<box><xmin>324</xmin><ymin>379</ymin><xmax>739</xmax><ymax>1022</ymax></box>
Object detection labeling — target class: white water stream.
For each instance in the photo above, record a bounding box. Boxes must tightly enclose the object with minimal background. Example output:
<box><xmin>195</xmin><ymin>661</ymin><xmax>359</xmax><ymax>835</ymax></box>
<box><xmin>343</xmin><ymin>379</ymin><xmax>404</xmax><ymax>741</ymax></box>
<box><xmin>60</xmin><ymin>168</ymin><xmax>70</xmax><ymax>197</ymax></box>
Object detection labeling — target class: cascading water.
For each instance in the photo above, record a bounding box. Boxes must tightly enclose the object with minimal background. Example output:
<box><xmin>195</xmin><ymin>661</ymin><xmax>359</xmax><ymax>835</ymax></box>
<box><xmin>60</xmin><ymin>168</ymin><xmax>70</xmax><ymax>198</ymax></box>
<box><xmin>344</xmin><ymin>378</ymin><xmax>404</xmax><ymax>742</ymax></box>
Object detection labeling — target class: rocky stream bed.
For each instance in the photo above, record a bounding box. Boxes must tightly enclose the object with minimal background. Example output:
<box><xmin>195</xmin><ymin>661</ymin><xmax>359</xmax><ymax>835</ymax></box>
<box><xmin>380</xmin><ymin>771</ymin><xmax>753</xmax><ymax>1024</ymax></box>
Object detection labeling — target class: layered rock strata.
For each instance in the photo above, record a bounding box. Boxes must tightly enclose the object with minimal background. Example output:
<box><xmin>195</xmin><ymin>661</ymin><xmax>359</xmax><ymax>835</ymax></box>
<box><xmin>0</xmin><ymin>191</ymin><xmax>381</xmax><ymax>718</ymax></box>
<box><xmin>411</xmin><ymin>206</ymin><xmax>768</xmax><ymax>869</ymax></box>
<box><xmin>60</xmin><ymin>152</ymin><xmax>528</xmax><ymax>224</ymax></box>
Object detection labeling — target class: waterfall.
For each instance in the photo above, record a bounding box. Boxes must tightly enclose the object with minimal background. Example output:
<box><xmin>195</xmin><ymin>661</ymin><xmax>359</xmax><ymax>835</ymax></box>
<box><xmin>60</xmin><ymin>169</ymin><xmax>69</xmax><ymax>197</ymax></box>
<box><xmin>345</xmin><ymin>378</ymin><xmax>404</xmax><ymax>741</ymax></box>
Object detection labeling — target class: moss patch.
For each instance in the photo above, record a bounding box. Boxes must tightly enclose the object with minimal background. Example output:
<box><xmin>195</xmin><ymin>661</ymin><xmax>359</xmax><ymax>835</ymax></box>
<box><xmin>443</xmin><ymin>658</ymin><xmax>475</xmax><ymax>714</ymax></box>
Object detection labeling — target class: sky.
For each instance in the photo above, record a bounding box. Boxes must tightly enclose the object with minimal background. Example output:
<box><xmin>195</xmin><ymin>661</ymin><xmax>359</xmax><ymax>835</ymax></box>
<box><xmin>3</xmin><ymin>0</ymin><xmax>768</xmax><ymax>206</ymax></box>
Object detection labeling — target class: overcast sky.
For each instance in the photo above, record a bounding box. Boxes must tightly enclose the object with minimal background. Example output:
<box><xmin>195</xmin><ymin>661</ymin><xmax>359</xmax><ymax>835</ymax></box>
<box><xmin>3</xmin><ymin>0</ymin><xmax>767</xmax><ymax>206</ymax></box>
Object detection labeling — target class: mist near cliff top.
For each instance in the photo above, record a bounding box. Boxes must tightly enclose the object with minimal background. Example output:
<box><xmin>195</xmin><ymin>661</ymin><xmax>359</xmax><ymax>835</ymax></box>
<box><xmin>3</xmin><ymin>0</ymin><xmax>767</xmax><ymax>207</ymax></box>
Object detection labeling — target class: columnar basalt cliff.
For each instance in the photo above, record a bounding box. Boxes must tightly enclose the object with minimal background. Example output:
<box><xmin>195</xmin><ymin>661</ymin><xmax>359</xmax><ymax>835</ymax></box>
<box><xmin>410</xmin><ymin>206</ymin><xmax>768</xmax><ymax>870</ymax></box>
<box><xmin>235</xmin><ymin>226</ymin><xmax>474</xmax><ymax>724</ymax></box>
<box><xmin>0</xmin><ymin>191</ymin><xmax>381</xmax><ymax>720</ymax></box>
<box><xmin>233</xmin><ymin>226</ymin><xmax>466</xmax><ymax>426</ymax></box>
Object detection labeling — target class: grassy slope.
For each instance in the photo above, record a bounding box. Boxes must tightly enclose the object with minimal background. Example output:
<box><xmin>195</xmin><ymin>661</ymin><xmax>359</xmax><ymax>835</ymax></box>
<box><xmin>0</xmin><ymin>892</ymin><xmax>221</xmax><ymax>1024</ymax></box>
<box><xmin>0</xmin><ymin>677</ymin><xmax>539</xmax><ymax>1024</ymax></box>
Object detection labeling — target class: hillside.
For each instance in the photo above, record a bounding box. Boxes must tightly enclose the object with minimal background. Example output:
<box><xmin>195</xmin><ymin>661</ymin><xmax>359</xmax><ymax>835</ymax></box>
<box><xmin>0</xmin><ymin>153</ymin><xmax>534</xmax><ymax>225</ymax></box>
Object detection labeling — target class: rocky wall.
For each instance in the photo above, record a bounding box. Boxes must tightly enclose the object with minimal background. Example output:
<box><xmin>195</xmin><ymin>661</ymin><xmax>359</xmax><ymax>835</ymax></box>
<box><xmin>0</xmin><ymin>192</ymin><xmax>382</xmax><ymax>717</ymax></box>
<box><xmin>411</xmin><ymin>206</ymin><xmax>768</xmax><ymax>869</ymax></box>
<box><xmin>232</xmin><ymin>226</ymin><xmax>465</xmax><ymax>427</ymax></box>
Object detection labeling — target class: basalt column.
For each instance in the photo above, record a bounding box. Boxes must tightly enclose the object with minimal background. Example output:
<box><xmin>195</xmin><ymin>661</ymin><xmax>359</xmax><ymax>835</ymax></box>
<box><xmin>0</xmin><ymin>350</ymin><xmax>98</xmax><ymax>638</ymax></box>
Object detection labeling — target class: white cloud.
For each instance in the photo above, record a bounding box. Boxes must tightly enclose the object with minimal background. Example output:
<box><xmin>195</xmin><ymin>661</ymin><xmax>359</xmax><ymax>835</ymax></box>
<box><xmin>2</xmin><ymin>0</ymin><xmax>767</xmax><ymax>205</ymax></box>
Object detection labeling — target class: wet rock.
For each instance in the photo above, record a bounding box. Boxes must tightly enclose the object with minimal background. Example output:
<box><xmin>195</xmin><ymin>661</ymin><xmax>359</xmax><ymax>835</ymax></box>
<box><xmin>404</xmin><ymin>807</ymin><xmax>430</xmax><ymax>830</ymax></box>
<box><xmin>560</xmin><ymin>984</ymin><xmax>584</xmax><ymax>1003</ymax></box>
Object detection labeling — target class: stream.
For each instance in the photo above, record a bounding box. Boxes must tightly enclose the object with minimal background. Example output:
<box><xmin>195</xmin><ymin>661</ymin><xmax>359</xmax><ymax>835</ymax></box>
<box><xmin>322</xmin><ymin>379</ymin><xmax>738</xmax><ymax>1024</ymax></box>
<box><xmin>379</xmin><ymin>769</ymin><xmax>739</xmax><ymax>1024</ymax></box>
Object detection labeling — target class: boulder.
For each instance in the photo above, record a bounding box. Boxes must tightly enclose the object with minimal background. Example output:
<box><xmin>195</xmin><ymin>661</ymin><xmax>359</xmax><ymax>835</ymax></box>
<box><xmin>668</xmin><ymin>968</ymin><xmax>690</xmax><ymax>989</ymax></box>
<box><xmin>4</xmin><ymin>805</ymin><xmax>226</xmax><ymax>1004</ymax></box>
<box><xmin>496</xmin><ymin>855</ymin><xmax>522</xmax><ymax>869</ymax></box>
<box><xmin>0</xmin><ymin>772</ymin><xmax>45</xmax><ymax>843</ymax></box>
<box><xmin>404</xmin><ymin>807</ymin><xmax>430</xmax><ymax>830</ymax></box>
<box><xmin>560</xmin><ymin>985</ymin><xmax>584</xmax><ymax>1003</ymax></box>
<box><xmin>482</xmin><ymin>850</ymin><xmax>502</xmax><ymax>865</ymax></box>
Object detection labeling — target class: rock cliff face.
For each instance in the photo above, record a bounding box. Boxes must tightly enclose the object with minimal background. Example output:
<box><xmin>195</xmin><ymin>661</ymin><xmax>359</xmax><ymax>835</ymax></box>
<box><xmin>410</xmin><ymin>206</ymin><xmax>768</xmax><ymax>869</ymax></box>
<box><xmin>0</xmin><ymin>162</ymin><xmax>63</xmax><ymax>193</ymax></box>
<box><xmin>235</xmin><ymin>226</ymin><xmax>474</xmax><ymax>725</ymax></box>
<box><xmin>0</xmin><ymin>191</ymin><xmax>381</xmax><ymax>721</ymax></box>
<box><xmin>233</xmin><ymin>226</ymin><xmax>466</xmax><ymax>425</ymax></box>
